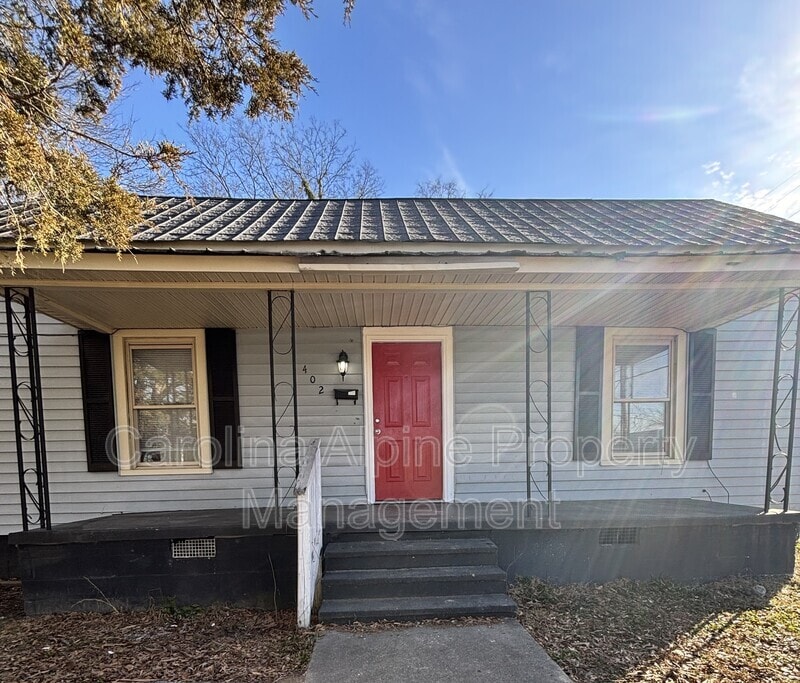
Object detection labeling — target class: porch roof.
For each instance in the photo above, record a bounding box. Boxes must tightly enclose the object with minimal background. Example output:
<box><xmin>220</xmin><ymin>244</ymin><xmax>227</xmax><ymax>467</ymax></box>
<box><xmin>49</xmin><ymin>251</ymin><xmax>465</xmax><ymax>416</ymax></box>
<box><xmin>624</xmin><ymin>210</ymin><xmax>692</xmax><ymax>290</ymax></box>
<box><xmin>1</xmin><ymin>255</ymin><xmax>799</xmax><ymax>331</ymax></box>
<box><xmin>3</xmin><ymin>263</ymin><xmax>796</xmax><ymax>332</ymax></box>
<box><xmin>1</xmin><ymin>197</ymin><xmax>799</xmax><ymax>331</ymax></box>
<box><xmin>128</xmin><ymin>197</ymin><xmax>800</xmax><ymax>249</ymax></box>
<box><xmin>3</xmin><ymin>197</ymin><xmax>800</xmax><ymax>256</ymax></box>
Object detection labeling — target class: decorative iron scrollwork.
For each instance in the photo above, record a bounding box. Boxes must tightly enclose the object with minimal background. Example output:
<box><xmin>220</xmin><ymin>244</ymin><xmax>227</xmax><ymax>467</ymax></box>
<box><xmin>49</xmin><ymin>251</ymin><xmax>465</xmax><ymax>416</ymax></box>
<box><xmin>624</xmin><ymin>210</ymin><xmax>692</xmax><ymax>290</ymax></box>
<box><xmin>267</xmin><ymin>290</ymin><xmax>300</xmax><ymax>509</ymax></box>
<box><xmin>525</xmin><ymin>291</ymin><xmax>553</xmax><ymax>505</ymax></box>
<box><xmin>765</xmin><ymin>287</ymin><xmax>800</xmax><ymax>512</ymax></box>
<box><xmin>4</xmin><ymin>287</ymin><xmax>51</xmax><ymax>530</ymax></box>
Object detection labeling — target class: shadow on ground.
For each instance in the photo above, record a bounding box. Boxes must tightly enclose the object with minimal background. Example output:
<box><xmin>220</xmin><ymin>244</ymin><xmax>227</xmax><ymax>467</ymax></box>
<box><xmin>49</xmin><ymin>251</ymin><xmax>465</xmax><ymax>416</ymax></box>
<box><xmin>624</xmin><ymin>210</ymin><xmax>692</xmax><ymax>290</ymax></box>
<box><xmin>511</xmin><ymin>542</ymin><xmax>800</xmax><ymax>683</ymax></box>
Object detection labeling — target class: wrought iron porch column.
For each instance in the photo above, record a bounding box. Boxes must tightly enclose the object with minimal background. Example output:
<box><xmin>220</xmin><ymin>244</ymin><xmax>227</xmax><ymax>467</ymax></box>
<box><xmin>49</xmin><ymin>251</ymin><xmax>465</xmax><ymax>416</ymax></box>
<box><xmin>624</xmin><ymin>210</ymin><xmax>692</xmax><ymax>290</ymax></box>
<box><xmin>3</xmin><ymin>287</ymin><xmax>51</xmax><ymax>530</ymax></box>
<box><xmin>267</xmin><ymin>290</ymin><xmax>300</xmax><ymax>510</ymax></box>
<box><xmin>764</xmin><ymin>287</ymin><xmax>800</xmax><ymax>513</ymax></box>
<box><xmin>525</xmin><ymin>291</ymin><xmax>553</xmax><ymax>506</ymax></box>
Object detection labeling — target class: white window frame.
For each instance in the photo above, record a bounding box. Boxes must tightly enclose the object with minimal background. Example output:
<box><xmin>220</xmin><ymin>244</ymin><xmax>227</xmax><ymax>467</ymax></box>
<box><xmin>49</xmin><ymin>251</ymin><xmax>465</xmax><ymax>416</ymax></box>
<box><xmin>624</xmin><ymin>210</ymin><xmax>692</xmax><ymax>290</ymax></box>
<box><xmin>601</xmin><ymin>327</ymin><xmax>687</xmax><ymax>466</ymax></box>
<box><xmin>112</xmin><ymin>329</ymin><xmax>213</xmax><ymax>475</ymax></box>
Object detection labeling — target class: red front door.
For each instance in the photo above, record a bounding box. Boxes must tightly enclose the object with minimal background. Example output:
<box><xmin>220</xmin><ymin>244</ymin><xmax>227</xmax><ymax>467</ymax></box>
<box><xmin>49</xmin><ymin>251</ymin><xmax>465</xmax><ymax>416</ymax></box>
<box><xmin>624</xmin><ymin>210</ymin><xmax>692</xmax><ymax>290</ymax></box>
<box><xmin>373</xmin><ymin>341</ymin><xmax>443</xmax><ymax>501</ymax></box>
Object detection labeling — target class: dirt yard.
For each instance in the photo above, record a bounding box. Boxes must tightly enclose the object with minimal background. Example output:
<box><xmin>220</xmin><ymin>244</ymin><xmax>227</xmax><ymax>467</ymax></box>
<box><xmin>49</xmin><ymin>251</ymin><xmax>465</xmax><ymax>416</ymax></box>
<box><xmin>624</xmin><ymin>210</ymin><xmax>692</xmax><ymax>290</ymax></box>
<box><xmin>2</xmin><ymin>543</ymin><xmax>799</xmax><ymax>683</ymax></box>
<box><xmin>512</xmin><ymin>543</ymin><xmax>800</xmax><ymax>683</ymax></box>
<box><xmin>0</xmin><ymin>583</ymin><xmax>314</xmax><ymax>683</ymax></box>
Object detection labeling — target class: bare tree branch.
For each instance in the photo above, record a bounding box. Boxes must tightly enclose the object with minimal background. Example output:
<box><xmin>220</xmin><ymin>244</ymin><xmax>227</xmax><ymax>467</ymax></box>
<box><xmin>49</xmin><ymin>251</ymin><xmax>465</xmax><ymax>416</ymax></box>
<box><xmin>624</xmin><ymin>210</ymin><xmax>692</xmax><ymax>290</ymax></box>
<box><xmin>183</xmin><ymin>116</ymin><xmax>384</xmax><ymax>199</ymax></box>
<box><xmin>415</xmin><ymin>175</ymin><xmax>494</xmax><ymax>199</ymax></box>
<box><xmin>0</xmin><ymin>0</ymin><xmax>357</xmax><ymax>267</ymax></box>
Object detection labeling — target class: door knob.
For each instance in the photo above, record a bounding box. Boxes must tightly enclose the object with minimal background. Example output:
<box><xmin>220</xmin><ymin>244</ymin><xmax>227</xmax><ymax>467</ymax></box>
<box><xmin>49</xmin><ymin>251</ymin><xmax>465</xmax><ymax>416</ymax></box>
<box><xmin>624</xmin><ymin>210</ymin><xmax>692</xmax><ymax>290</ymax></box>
<box><xmin>374</xmin><ymin>428</ymin><xmax>382</xmax><ymax>435</ymax></box>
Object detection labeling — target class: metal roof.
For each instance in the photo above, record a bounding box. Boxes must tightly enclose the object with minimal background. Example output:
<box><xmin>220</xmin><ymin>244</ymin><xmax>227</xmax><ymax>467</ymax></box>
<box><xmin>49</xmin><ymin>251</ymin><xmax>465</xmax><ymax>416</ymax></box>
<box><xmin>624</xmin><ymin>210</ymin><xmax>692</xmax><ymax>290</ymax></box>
<box><xmin>4</xmin><ymin>196</ymin><xmax>800</xmax><ymax>248</ymax></box>
<box><xmin>135</xmin><ymin>197</ymin><xmax>800</xmax><ymax>247</ymax></box>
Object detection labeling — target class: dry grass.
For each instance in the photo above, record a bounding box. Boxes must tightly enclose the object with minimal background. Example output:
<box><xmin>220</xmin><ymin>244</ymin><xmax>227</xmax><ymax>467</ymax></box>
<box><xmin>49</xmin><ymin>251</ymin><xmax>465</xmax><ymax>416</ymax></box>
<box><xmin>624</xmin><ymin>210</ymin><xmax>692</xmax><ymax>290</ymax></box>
<box><xmin>0</xmin><ymin>586</ymin><xmax>314</xmax><ymax>683</ymax></box>
<box><xmin>512</xmin><ymin>543</ymin><xmax>800</xmax><ymax>683</ymax></box>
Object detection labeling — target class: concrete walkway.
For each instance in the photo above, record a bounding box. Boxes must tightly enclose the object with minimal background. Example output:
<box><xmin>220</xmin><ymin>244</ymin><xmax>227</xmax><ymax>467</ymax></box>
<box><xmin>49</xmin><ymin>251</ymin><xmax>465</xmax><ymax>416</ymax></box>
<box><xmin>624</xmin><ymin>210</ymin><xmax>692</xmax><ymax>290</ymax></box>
<box><xmin>305</xmin><ymin>619</ymin><xmax>572</xmax><ymax>682</ymax></box>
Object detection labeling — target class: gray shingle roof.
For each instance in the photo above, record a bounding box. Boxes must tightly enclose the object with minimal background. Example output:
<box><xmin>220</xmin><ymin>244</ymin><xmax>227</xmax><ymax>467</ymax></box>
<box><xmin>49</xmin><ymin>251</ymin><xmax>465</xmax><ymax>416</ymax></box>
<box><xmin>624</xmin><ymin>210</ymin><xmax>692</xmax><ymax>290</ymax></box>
<box><xmin>4</xmin><ymin>197</ymin><xmax>800</xmax><ymax>248</ymax></box>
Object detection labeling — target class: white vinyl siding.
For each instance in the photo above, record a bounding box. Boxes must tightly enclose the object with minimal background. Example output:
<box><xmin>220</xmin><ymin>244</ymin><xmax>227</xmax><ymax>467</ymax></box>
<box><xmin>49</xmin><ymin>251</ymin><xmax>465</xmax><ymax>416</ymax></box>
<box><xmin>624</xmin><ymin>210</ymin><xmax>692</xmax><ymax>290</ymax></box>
<box><xmin>453</xmin><ymin>326</ymin><xmax>528</xmax><ymax>499</ymax></box>
<box><xmin>454</xmin><ymin>310</ymin><xmax>798</xmax><ymax>506</ymax></box>
<box><xmin>237</xmin><ymin>328</ymin><xmax>365</xmax><ymax>504</ymax></box>
<box><xmin>0</xmin><ymin>306</ymin><xmax>798</xmax><ymax>534</ymax></box>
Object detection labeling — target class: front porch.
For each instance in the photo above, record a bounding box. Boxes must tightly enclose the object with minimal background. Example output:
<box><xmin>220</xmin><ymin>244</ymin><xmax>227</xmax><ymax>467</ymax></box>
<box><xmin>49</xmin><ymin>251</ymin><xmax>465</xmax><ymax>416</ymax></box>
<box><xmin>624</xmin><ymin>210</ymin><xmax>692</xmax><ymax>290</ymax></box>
<box><xmin>4</xmin><ymin>254</ymin><xmax>800</xmax><ymax>519</ymax></box>
<box><xmin>14</xmin><ymin>497</ymin><xmax>791</xmax><ymax>540</ymax></box>
<box><xmin>9</xmin><ymin>499</ymin><xmax>800</xmax><ymax>616</ymax></box>
<box><xmin>2</xmin><ymin>251</ymin><xmax>800</xmax><ymax>619</ymax></box>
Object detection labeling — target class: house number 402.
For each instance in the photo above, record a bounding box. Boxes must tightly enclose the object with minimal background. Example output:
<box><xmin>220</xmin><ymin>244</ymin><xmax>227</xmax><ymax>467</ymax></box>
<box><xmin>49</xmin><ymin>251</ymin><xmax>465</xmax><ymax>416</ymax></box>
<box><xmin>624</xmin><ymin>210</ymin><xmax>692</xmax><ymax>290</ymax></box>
<box><xmin>302</xmin><ymin>365</ymin><xmax>325</xmax><ymax>394</ymax></box>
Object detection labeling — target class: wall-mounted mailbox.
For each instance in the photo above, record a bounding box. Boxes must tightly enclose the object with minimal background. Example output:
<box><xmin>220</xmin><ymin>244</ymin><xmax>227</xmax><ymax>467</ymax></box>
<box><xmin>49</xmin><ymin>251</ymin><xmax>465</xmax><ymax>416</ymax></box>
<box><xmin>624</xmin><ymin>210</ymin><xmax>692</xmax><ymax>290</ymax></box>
<box><xmin>334</xmin><ymin>388</ymin><xmax>359</xmax><ymax>405</ymax></box>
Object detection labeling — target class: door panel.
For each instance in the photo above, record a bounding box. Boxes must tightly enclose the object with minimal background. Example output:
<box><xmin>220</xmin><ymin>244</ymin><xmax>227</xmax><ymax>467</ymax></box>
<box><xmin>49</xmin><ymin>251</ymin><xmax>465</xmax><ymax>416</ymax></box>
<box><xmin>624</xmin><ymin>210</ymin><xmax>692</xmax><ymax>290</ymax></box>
<box><xmin>412</xmin><ymin>377</ymin><xmax>432</xmax><ymax>426</ymax></box>
<box><xmin>385</xmin><ymin>377</ymin><xmax>403</xmax><ymax>427</ymax></box>
<box><xmin>373</xmin><ymin>341</ymin><xmax>443</xmax><ymax>500</ymax></box>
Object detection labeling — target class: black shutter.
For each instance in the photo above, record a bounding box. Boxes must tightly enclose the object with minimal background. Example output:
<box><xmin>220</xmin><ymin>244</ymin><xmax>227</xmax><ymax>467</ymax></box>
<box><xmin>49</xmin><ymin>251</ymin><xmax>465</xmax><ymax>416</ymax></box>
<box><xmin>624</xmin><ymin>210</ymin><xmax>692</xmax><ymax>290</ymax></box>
<box><xmin>78</xmin><ymin>330</ymin><xmax>117</xmax><ymax>472</ymax></box>
<box><xmin>687</xmin><ymin>329</ymin><xmax>716</xmax><ymax>461</ymax></box>
<box><xmin>205</xmin><ymin>328</ymin><xmax>241</xmax><ymax>469</ymax></box>
<box><xmin>573</xmin><ymin>327</ymin><xmax>605</xmax><ymax>462</ymax></box>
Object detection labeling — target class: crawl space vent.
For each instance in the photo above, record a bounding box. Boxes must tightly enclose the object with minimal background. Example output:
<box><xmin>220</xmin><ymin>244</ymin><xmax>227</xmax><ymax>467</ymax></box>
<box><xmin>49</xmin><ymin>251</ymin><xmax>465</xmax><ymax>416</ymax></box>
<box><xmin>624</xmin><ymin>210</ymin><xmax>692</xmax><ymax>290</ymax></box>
<box><xmin>171</xmin><ymin>538</ymin><xmax>217</xmax><ymax>559</ymax></box>
<box><xmin>598</xmin><ymin>527</ymin><xmax>639</xmax><ymax>546</ymax></box>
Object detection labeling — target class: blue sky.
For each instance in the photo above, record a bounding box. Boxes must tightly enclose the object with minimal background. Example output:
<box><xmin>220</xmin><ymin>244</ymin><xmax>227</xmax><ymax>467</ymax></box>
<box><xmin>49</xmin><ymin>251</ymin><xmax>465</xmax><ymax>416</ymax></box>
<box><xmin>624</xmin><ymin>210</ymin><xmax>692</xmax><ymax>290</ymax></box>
<box><xmin>121</xmin><ymin>0</ymin><xmax>800</xmax><ymax>215</ymax></box>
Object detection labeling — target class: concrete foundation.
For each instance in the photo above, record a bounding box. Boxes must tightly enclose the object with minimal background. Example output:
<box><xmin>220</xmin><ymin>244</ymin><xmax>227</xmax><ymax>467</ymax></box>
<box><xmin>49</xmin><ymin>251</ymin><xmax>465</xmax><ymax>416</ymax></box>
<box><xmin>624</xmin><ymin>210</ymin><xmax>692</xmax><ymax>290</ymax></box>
<box><xmin>9</xmin><ymin>500</ymin><xmax>799</xmax><ymax>615</ymax></box>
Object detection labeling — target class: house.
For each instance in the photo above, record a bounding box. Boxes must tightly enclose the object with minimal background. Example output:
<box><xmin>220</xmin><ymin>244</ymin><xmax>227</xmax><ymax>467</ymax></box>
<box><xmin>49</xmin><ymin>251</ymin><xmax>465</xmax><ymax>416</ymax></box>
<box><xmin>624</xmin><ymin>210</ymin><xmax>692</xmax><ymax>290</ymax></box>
<box><xmin>0</xmin><ymin>197</ymin><xmax>798</xmax><ymax>624</ymax></box>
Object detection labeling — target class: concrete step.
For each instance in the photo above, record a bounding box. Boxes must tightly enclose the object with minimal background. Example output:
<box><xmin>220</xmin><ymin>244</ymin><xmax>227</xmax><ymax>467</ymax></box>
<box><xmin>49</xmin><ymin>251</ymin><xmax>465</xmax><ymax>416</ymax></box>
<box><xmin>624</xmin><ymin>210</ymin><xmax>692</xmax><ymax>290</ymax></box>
<box><xmin>323</xmin><ymin>565</ymin><xmax>507</xmax><ymax>600</ymax></box>
<box><xmin>324</xmin><ymin>538</ymin><xmax>498</xmax><ymax>570</ymax></box>
<box><xmin>318</xmin><ymin>593</ymin><xmax>517</xmax><ymax>624</ymax></box>
<box><xmin>326</xmin><ymin>529</ymin><xmax>492</xmax><ymax>543</ymax></box>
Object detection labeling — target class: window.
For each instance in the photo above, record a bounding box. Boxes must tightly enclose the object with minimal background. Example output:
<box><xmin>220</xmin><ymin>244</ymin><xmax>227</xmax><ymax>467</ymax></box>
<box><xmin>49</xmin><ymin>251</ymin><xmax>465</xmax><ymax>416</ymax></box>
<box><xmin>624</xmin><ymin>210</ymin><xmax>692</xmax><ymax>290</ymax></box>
<box><xmin>601</xmin><ymin>328</ymin><xmax>687</xmax><ymax>465</ymax></box>
<box><xmin>112</xmin><ymin>330</ymin><xmax>212</xmax><ymax>475</ymax></box>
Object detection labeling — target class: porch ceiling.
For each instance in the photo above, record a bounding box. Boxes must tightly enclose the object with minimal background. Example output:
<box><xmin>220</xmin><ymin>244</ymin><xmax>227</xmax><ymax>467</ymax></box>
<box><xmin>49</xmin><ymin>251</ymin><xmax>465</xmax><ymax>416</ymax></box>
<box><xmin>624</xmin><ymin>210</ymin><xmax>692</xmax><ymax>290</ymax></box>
<box><xmin>30</xmin><ymin>284</ymin><xmax>778</xmax><ymax>332</ymax></box>
<box><xmin>4</xmin><ymin>254</ymin><xmax>797</xmax><ymax>332</ymax></box>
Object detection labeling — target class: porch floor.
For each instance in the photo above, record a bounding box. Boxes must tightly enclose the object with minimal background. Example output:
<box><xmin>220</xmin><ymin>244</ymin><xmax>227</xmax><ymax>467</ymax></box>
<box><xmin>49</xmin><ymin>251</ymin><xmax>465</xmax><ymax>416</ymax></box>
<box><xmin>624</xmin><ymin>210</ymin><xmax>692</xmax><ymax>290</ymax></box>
<box><xmin>10</xmin><ymin>499</ymin><xmax>800</xmax><ymax>546</ymax></box>
<box><xmin>323</xmin><ymin>498</ymin><xmax>800</xmax><ymax>534</ymax></box>
<box><xmin>10</xmin><ymin>507</ymin><xmax>291</xmax><ymax>544</ymax></box>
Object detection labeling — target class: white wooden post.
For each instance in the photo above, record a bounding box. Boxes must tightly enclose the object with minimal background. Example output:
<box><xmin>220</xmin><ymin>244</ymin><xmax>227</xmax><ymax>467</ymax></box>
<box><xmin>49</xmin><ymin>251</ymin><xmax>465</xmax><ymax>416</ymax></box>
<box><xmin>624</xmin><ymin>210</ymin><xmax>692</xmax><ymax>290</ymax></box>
<box><xmin>295</xmin><ymin>439</ymin><xmax>322</xmax><ymax>628</ymax></box>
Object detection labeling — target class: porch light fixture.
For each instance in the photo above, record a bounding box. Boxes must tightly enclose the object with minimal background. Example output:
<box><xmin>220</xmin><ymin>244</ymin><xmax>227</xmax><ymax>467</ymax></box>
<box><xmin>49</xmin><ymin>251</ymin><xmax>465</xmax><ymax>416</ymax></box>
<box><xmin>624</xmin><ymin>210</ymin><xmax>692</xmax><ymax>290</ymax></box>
<box><xmin>337</xmin><ymin>350</ymin><xmax>349</xmax><ymax>380</ymax></box>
